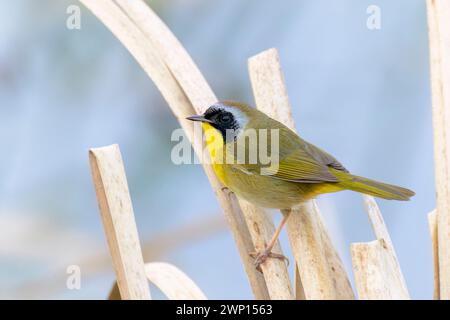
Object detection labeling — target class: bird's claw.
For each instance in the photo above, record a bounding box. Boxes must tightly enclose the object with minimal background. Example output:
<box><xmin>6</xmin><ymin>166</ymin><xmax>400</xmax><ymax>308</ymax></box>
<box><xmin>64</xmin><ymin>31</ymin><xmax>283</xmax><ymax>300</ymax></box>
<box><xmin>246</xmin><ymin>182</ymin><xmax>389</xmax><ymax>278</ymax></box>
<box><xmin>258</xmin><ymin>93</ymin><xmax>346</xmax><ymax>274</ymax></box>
<box><xmin>249</xmin><ymin>249</ymin><xmax>289</xmax><ymax>273</ymax></box>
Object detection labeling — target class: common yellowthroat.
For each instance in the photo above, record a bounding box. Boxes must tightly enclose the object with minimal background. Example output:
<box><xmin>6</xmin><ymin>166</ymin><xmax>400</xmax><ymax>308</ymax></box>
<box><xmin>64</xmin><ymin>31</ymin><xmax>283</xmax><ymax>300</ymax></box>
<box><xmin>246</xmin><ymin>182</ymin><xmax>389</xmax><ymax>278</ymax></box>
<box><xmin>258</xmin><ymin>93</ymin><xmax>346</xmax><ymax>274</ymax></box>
<box><xmin>187</xmin><ymin>101</ymin><xmax>414</xmax><ymax>268</ymax></box>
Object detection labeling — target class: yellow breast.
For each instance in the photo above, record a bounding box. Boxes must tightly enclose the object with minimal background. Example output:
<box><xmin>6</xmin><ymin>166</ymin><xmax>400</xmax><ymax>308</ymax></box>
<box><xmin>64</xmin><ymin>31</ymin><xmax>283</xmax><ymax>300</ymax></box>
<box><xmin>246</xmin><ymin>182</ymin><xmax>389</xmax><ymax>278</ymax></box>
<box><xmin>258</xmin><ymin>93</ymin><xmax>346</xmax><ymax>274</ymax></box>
<box><xmin>202</xmin><ymin>123</ymin><xmax>227</xmax><ymax>183</ymax></box>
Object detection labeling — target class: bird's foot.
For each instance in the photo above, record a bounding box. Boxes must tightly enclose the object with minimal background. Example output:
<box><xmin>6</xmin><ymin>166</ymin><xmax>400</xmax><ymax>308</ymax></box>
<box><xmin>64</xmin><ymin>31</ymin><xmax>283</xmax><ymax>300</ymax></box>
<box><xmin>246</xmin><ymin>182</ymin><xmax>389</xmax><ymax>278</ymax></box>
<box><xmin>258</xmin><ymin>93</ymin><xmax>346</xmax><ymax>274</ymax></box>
<box><xmin>249</xmin><ymin>248</ymin><xmax>289</xmax><ymax>272</ymax></box>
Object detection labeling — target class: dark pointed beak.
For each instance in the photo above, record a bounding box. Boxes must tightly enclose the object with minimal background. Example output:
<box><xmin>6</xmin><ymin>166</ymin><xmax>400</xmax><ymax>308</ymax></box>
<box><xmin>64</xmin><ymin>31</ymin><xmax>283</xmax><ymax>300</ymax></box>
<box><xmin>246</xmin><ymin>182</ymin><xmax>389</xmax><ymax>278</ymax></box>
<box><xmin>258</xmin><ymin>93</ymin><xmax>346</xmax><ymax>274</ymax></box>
<box><xmin>186</xmin><ymin>115</ymin><xmax>213</xmax><ymax>123</ymax></box>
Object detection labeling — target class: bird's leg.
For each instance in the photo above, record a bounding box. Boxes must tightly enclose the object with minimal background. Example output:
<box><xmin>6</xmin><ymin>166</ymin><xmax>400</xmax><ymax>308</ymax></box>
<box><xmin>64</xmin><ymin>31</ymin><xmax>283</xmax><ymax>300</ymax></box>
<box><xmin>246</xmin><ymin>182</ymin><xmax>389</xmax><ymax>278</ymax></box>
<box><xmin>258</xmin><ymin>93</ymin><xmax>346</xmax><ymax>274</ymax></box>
<box><xmin>249</xmin><ymin>210</ymin><xmax>291</xmax><ymax>272</ymax></box>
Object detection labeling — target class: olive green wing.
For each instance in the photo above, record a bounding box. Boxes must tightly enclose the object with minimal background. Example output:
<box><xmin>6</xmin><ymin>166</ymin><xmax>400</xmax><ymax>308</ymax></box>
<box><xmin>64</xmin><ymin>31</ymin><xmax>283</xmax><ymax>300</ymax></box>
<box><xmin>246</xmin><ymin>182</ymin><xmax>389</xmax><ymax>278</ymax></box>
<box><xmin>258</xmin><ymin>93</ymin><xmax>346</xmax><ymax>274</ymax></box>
<box><xmin>236</xmin><ymin>148</ymin><xmax>340</xmax><ymax>183</ymax></box>
<box><xmin>301</xmin><ymin>140</ymin><xmax>349</xmax><ymax>173</ymax></box>
<box><xmin>233</xmin><ymin>119</ymin><xmax>347</xmax><ymax>183</ymax></box>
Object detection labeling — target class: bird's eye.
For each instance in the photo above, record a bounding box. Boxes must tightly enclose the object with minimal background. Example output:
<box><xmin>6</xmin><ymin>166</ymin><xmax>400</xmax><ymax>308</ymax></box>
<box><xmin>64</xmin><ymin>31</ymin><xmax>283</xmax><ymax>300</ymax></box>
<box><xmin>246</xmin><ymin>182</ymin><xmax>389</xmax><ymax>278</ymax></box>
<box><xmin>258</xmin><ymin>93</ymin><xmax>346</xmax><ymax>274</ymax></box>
<box><xmin>219</xmin><ymin>114</ymin><xmax>232</xmax><ymax>124</ymax></box>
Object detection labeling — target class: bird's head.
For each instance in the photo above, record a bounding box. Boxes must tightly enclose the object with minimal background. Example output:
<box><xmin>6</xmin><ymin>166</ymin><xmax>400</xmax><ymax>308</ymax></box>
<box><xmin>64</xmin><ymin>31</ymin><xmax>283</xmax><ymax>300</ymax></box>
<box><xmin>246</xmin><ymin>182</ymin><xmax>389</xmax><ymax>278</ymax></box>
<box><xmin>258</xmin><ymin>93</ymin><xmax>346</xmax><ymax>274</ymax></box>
<box><xmin>186</xmin><ymin>101</ymin><xmax>257</xmax><ymax>141</ymax></box>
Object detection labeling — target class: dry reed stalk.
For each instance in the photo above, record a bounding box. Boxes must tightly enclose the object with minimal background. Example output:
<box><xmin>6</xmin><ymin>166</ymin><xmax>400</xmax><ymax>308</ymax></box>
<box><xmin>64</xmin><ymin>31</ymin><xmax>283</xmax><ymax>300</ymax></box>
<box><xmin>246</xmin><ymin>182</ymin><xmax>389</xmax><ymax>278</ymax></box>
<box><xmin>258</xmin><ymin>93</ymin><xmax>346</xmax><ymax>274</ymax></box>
<box><xmin>108</xmin><ymin>284</ymin><xmax>121</xmax><ymax>300</ymax></box>
<box><xmin>428</xmin><ymin>209</ymin><xmax>440</xmax><ymax>299</ymax></box>
<box><xmin>109</xmin><ymin>262</ymin><xmax>207</xmax><ymax>300</ymax></box>
<box><xmin>89</xmin><ymin>144</ymin><xmax>151</xmax><ymax>300</ymax></box>
<box><xmin>112</xmin><ymin>1</ymin><xmax>293</xmax><ymax>299</ymax></box>
<box><xmin>427</xmin><ymin>0</ymin><xmax>450</xmax><ymax>300</ymax></box>
<box><xmin>144</xmin><ymin>262</ymin><xmax>207</xmax><ymax>300</ymax></box>
<box><xmin>79</xmin><ymin>0</ymin><xmax>270</xmax><ymax>298</ymax></box>
<box><xmin>293</xmin><ymin>263</ymin><xmax>306</xmax><ymax>300</ymax></box>
<box><xmin>238</xmin><ymin>200</ymin><xmax>293</xmax><ymax>299</ymax></box>
<box><xmin>248</xmin><ymin>48</ymin><xmax>354</xmax><ymax>300</ymax></box>
<box><xmin>360</xmin><ymin>196</ymin><xmax>410</xmax><ymax>298</ymax></box>
<box><xmin>351</xmin><ymin>240</ymin><xmax>407</xmax><ymax>300</ymax></box>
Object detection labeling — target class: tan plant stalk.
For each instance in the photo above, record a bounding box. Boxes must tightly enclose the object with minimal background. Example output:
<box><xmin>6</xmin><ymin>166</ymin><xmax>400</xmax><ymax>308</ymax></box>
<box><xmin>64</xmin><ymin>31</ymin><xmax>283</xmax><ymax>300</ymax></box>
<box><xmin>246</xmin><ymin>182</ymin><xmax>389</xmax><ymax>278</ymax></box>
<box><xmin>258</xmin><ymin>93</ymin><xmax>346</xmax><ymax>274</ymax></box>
<box><xmin>351</xmin><ymin>239</ymin><xmax>407</xmax><ymax>300</ymax></box>
<box><xmin>357</xmin><ymin>196</ymin><xmax>410</xmax><ymax>298</ymax></box>
<box><xmin>428</xmin><ymin>209</ymin><xmax>440</xmax><ymax>299</ymax></box>
<box><xmin>238</xmin><ymin>200</ymin><xmax>294</xmax><ymax>299</ymax></box>
<box><xmin>426</xmin><ymin>0</ymin><xmax>450</xmax><ymax>299</ymax></box>
<box><xmin>114</xmin><ymin>0</ymin><xmax>293</xmax><ymax>299</ymax></box>
<box><xmin>80</xmin><ymin>0</ymin><xmax>271</xmax><ymax>299</ymax></box>
<box><xmin>144</xmin><ymin>262</ymin><xmax>207</xmax><ymax>299</ymax></box>
<box><xmin>89</xmin><ymin>144</ymin><xmax>151</xmax><ymax>300</ymax></box>
<box><xmin>248</xmin><ymin>48</ymin><xmax>354</xmax><ymax>300</ymax></box>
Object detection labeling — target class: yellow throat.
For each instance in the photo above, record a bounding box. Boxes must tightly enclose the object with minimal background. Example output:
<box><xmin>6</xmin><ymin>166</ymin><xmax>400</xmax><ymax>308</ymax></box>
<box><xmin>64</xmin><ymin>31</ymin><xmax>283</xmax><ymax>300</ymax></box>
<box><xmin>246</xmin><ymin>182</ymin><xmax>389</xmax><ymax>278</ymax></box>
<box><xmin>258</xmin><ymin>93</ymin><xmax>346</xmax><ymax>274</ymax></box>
<box><xmin>202</xmin><ymin>122</ymin><xmax>227</xmax><ymax>183</ymax></box>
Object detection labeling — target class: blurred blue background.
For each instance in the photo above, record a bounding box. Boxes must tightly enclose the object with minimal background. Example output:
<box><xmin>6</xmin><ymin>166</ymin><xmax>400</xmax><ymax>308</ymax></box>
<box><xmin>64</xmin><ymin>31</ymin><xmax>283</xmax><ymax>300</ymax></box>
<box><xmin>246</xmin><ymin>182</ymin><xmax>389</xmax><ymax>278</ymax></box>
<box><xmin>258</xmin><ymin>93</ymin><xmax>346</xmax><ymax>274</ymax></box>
<box><xmin>0</xmin><ymin>0</ymin><xmax>434</xmax><ymax>299</ymax></box>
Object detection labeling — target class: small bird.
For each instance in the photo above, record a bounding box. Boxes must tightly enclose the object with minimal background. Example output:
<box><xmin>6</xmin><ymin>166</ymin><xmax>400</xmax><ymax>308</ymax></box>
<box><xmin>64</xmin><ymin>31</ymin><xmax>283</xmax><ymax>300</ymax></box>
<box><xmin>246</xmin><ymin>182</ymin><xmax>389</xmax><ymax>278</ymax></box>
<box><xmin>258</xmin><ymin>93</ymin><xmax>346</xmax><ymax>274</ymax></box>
<box><xmin>187</xmin><ymin>101</ymin><xmax>414</xmax><ymax>269</ymax></box>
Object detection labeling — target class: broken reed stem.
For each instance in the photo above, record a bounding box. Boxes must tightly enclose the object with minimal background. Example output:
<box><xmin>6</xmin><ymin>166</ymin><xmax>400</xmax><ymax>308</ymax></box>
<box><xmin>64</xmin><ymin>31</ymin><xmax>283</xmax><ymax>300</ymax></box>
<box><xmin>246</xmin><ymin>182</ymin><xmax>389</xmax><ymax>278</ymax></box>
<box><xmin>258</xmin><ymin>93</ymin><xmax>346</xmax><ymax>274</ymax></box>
<box><xmin>427</xmin><ymin>0</ymin><xmax>450</xmax><ymax>300</ymax></box>
<box><xmin>248</xmin><ymin>48</ymin><xmax>354</xmax><ymax>300</ymax></box>
<box><xmin>80</xmin><ymin>0</ymin><xmax>269</xmax><ymax>299</ymax></box>
<box><xmin>361</xmin><ymin>196</ymin><xmax>410</xmax><ymax>298</ymax></box>
<box><xmin>428</xmin><ymin>210</ymin><xmax>440</xmax><ymax>299</ymax></box>
<box><xmin>351</xmin><ymin>240</ymin><xmax>407</xmax><ymax>300</ymax></box>
<box><xmin>89</xmin><ymin>144</ymin><xmax>151</xmax><ymax>300</ymax></box>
